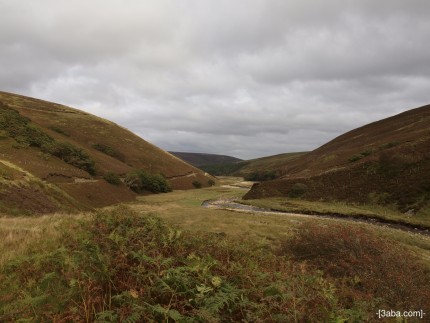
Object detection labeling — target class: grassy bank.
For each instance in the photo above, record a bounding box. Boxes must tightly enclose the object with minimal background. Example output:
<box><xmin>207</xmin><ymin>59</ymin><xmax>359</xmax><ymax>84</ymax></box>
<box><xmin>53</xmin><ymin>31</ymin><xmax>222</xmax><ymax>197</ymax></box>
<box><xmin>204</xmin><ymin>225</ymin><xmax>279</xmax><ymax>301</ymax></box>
<box><xmin>240</xmin><ymin>197</ymin><xmax>430</xmax><ymax>229</ymax></box>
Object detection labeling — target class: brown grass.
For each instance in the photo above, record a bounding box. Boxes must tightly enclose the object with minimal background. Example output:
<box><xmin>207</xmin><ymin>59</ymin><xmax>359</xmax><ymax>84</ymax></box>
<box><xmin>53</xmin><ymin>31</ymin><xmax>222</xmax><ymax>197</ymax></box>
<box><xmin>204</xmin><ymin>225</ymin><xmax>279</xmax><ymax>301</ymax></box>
<box><xmin>0</xmin><ymin>213</ymin><xmax>86</xmax><ymax>268</ymax></box>
<box><xmin>281</xmin><ymin>222</ymin><xmax>430</xmax><ymax>311</ymax></box>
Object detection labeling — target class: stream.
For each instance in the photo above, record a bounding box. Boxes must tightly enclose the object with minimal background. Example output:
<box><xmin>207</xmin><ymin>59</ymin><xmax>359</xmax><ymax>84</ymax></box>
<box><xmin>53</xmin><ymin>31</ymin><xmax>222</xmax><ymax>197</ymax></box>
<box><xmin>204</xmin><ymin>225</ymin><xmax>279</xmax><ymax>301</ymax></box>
<box><xmin>202</xmin><ymin>197</ymin><xmax>430</xmax><ymax>237</ymax></box>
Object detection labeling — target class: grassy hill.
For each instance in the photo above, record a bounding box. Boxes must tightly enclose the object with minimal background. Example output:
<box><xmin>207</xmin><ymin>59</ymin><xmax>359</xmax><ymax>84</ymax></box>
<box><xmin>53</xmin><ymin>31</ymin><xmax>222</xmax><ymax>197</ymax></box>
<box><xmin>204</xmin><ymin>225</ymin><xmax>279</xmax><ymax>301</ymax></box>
<box><xmin>169</xmin><ymin>151</ymin><xmax>242</xmax><ymax>167</ymax></box>
<box><xmin>245</xmin><ymin>104</ymin><xmax>430</xmax><ymax>215</ymax></box>
<box><xmin>200</xmin><ymin>152</ymin><xmax>307</xmax><ymax>180</ymax></box>
<box><xmin>0</xmin><ymin>91</ymin><xmax>215</xmax><ymax>214</ymax></box>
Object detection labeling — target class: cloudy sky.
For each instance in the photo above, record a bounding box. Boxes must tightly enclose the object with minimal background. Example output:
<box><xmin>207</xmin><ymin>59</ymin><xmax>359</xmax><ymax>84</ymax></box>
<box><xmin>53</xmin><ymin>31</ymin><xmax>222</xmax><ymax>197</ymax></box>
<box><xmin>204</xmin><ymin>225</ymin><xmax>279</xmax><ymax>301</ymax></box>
<box><xmin>1</xmin><ymin>0</ymin><xmax>430</xmax><ymax>159</ymax></box>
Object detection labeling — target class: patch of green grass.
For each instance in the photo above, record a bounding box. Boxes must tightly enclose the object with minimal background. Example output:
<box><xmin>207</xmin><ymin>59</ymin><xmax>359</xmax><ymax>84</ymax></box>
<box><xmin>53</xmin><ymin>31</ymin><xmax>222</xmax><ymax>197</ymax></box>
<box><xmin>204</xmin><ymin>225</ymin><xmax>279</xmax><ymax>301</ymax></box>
<box><xmin>92</xmin><ymin>143</ymin><xmax>125</xmax><ymax>161</ymax></box>
<box><xmin>349</xmin><ymin>149</ymin><xmax>372</xmax><ymax>162</ymax></box>
<box><xmin>49</xmin><ymin>126</ymin><xmax>69</xmax><ymax>137</ymax></box>
<box><xmin>128</xmin><ymin>187</ymin><xmax>297</xmax><ymax>246</ymax></box>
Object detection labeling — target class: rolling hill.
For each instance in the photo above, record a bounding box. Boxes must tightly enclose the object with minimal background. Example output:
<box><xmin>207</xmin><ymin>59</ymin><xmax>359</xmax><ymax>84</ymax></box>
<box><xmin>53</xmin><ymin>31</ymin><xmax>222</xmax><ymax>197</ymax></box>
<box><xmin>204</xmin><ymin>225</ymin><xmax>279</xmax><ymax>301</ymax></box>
<box><xmin>169</xmin><ymin>151</ymin><xmax>242</xmax><ymax>167</ymax></box>
<box><xmin>199</xmin><ymin>152</ymin><xmax>307</xmax><ymax>180</ymax></box>
<box><xmin>245</xmin><ymin>104</ymin><xmax>430</xmax><ymax>214</ymax></box>
<box><xmin>0</xmin><ymin>91</ymin><xmax>215</xmax><ymax>214</ymax></box>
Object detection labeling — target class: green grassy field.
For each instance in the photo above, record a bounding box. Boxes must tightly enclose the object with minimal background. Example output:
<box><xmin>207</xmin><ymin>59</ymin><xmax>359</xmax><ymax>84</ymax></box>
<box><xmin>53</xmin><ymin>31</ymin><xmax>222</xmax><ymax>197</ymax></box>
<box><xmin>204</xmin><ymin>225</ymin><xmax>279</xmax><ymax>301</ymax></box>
<box><xmin>1</xmin><ymin>178</ymin><xmax>430</xmax><ymax>321</ymax></box>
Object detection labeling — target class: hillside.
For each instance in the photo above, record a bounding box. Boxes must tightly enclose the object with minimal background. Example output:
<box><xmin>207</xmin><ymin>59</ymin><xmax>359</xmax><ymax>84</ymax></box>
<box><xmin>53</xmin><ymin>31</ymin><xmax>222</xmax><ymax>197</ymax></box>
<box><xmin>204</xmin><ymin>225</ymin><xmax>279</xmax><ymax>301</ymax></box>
<box><xmin>245</xmin><ymin>104</ymin><xmax>430</xmax><ymax>214</ymax></box>
<box><xmin>200</xmin><ymin>152</ymin><xmax>306</xmax><ymax>180</ymax></box>
<box><xmin>169</xmin><ymin>151</ymin><xmax>242</xmax><ymax>167</ymax></box>
<box><xmin>0</xmin><ymin>91</ymin><xmax>214</xmax><ymax>214</ymax></box>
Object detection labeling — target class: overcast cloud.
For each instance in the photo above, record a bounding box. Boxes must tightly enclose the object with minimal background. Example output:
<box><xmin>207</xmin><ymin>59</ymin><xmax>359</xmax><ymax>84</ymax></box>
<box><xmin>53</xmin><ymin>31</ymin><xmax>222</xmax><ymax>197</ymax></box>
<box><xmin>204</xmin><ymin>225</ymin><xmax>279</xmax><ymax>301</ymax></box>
<box><xmin>1</xmin><ymin>0</ymin><xmax>430</xmax><ymax>159</ymax></box>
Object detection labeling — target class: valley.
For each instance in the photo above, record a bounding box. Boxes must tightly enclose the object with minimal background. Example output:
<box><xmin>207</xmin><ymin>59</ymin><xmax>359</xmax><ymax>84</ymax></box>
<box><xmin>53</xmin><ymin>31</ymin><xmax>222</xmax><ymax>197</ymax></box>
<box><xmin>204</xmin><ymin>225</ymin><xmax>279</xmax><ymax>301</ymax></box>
<box><xmin>3</xmin><ymin>1</ymin><xmax>430</xmax><ymax>320</ymax></box>
<box><xmin>1</xmin><ymin>94</ymin><xmax>430</xmax><ymax>321</ymax></box>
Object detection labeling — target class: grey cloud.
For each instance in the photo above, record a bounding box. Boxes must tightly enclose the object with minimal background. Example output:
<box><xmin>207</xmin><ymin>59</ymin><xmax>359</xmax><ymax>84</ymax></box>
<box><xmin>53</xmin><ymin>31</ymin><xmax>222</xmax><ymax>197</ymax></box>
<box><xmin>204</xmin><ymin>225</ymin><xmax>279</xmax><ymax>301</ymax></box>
<box><xmin>1</xmin><ymin>0</ymin><xmax>430</xmax><ymax>159</ymax></box>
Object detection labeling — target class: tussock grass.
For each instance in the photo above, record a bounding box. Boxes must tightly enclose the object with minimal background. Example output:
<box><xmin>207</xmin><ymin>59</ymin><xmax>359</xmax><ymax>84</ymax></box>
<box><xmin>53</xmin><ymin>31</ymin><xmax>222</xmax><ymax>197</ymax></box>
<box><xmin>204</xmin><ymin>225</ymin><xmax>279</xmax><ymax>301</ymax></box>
<box><xmin>130</xmin><ymin>188</ymin><xmax>301</xmax><ymax>247</ymax></box>
<box><xmin>0</xmin><ymin>213</ymin><xmax>86</xmax><ymax>268</ymax></box>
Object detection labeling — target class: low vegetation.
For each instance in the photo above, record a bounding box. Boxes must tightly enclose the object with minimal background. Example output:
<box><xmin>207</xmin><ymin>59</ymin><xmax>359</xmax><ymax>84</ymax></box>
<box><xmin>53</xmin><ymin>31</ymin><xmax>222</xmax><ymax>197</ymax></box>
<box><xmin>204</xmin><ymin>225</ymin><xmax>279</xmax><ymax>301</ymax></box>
<box><xmin>244</xmin><ymin>170</ymin><xmax>278</xmax><ymax>181</ymax></box>
<box><xmin>199</xmin><ymin>152</ymin><xmax>306</xmax><ymax>178</ymax></box>
<box><xmin>348</xmin><ymin>149</ymin><xmax>372</xmax><ymax>162</ymax></box>
<box><xmin>103</xmin><ymin>171</ymin><xmax>121</xmax><ymax>185</ymax></box>
<box><xmin>0</xmin><ymin>104</ymin><xmax>96</xmax><ymax>175</ymax></box>
<box><xmin>192</xmin><ymin>180</ymin><xmax>202</xmax><ymax>188</ymax></box>
<box><xmin>281</xmin><ymin>222</ymin><xmax>430</xmax><ymax>313</ymax></box>
<box><xmin>1</xmin><ymin>206</ymin><xmax>428</xmax><ymax>321</ymax></box>
<box><xmin>49</xmin><ymin>126</ymin><xmax>70</xmax><ymax>137</ymax></box>
<box><xmin>92</xmin><ymin>143</ymin><xmax>125</xmax><ymax>162</ymax></box>
<box><xmin>200</xmin><ymin>161</ymin><xmax>249</xmax><ymax>176</ymax></box>
<box><xmin>125</xmin><ymin>169</ymin><xmax>171</xmax><ymax>193</ymax></box>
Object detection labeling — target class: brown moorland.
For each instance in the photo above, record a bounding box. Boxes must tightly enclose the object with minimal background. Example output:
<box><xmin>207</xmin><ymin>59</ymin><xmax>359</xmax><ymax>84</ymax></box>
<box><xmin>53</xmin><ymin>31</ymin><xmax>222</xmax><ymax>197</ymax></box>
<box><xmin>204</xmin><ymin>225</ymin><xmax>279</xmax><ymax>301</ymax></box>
<box><xmin>169</xmin><ymin>151</ymin><xmax>243</xmax><ymax>167</ymax></box>
<box><xmin>245</xmin><ymin>104</ymin><xmax>430</xmax><ymax>215</ymax></box>
<box><xmin>0</xmin><ymin>91</ymin><xmax>215</xmax><ymax>214</ymax></box>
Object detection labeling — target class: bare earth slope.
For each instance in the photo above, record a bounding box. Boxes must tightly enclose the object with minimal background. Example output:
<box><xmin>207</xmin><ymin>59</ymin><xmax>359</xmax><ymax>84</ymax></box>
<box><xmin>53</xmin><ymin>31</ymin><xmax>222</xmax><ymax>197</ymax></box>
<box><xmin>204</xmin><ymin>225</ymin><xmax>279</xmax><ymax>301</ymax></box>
<box><xmin>0</xmin><ymin>91</ymin><xmax>214</xmax><ymax>214</ymax></box>
<box><xmin>245</xmin><ymin>104</ymin><xmax>430</xmax><ymax>213</ymax></box>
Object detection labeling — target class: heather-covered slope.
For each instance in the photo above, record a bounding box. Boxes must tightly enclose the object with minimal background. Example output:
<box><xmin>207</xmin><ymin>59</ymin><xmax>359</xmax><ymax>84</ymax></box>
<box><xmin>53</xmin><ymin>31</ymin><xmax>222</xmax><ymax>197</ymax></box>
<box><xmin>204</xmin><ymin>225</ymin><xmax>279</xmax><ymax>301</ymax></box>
<box><xmin>200</xmin><ymin>152</ymin><xmax>306</xmax><ymax>179</ymax></box>
<box><xmin>245</xmin><ymin>104</ymin><xmax>430</xmax><ymax>213</ymax></box>
<box><xmin>0</xmin><ymin>91</ymin><xmax>214</xmax><ymax>214</ymax></box>
<box><xmin>169</xmin><ymin>151</ymin><xmax>242</xmax><ymax>167</ymax></box>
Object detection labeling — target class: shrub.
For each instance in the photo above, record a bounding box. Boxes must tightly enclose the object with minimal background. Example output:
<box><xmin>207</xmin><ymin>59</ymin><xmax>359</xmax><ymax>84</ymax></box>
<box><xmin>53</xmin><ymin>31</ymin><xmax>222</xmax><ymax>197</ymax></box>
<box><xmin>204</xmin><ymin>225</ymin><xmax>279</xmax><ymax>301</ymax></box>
<box><xmin>379</xmin><ymin>141</ymin><xmax>399</xmax><ymax>150</ymax></box>
<box><xmin>49</xmin><ymin>126</ymin><xmax>69</xmax><ymax>136</ymax></box>
<box><xmin>0</xmin><ymin>105</ymin><xmax>96</xmax><ymax>175</ymax></box>
<box><xmin>125</xmin><ymin>170</ymin><xmax>171</xmax><ymax>193</ymax></box>
<box><xmin>349</xmin><ymin>150</ymin><xmax>372</xmax><ymax>163</ymax></box>
<box><xmin>288</xmin><ymin>183</ymin><xmax>308</xmax><ymax>198</ymax></box>
<box><xmin>103</xmin><ymin>171</ymin><xmax>121</xmax><ymax>185</ymax></box>
<box><xmin>44</xmin><ymin>142</ymin><xmax>96</xmax><ymax>175</ymax></box>
<box><xmin>280</xmin><ymin>222</ymin><xmax>430</xmax><ymax>311</ymax></box>
<box><xmin>92</xmin><ymin>143</ymin><xmax>125</xmax><ymax>161</ymax></box>
<box><xmin>244</xmin><ymin>170</ymin><xmax>278</xmax><ymax>181</ymax></box>
<box><xmin>124</xmin><ymin>172</ymin><xmax>141</xmax><ymax>192</ymax></box>
<box><xmin>192</xmin><ymin>180</ymin><xmax>202</xmax><ymax>188</ymax></box>
<box><xmin>208</xmin><ymin>179</ymin><xmax>215</xmax><ymax>186</ymax></box>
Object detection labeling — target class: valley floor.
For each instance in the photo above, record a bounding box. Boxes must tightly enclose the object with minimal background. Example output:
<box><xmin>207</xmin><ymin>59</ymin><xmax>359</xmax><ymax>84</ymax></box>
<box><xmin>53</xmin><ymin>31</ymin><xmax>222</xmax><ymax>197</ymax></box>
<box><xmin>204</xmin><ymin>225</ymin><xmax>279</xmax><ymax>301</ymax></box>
<box><xmin>1</xmin><ymin>177</ymin><xmax>430</xmax><ymax>321</ymax></box>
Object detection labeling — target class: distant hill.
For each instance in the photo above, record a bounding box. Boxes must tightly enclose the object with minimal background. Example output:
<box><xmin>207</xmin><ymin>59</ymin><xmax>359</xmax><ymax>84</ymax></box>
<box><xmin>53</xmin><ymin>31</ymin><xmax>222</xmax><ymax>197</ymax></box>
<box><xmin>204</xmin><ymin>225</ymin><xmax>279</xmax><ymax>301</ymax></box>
<box><xmin>245</xmin><ymin>104</ymin><xmax>430</xmax><ymax>213</ymax></box>
<box><xmin>169</xmin><ymin>151</ymin><xmax>242</xmax><ymax>167</ymax></box>
<box><xmin>200</xmin><ymin>152</ymin><xmax>307</xmax><ymax>180</ymax></box>
<box><xmin>0</xmin><ymin>91</ymin><xmax>215</xmax><ymax>214</ymax></box>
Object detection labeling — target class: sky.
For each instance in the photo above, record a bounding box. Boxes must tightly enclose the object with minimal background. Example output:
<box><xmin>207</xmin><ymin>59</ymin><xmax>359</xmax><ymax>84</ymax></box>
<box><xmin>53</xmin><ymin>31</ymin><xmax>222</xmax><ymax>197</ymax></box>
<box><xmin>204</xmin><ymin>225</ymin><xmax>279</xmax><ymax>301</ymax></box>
<box><xmin>1</xmin><ymin>0</ymin><xmax>430</xmax><ymax>159</ymax></box>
